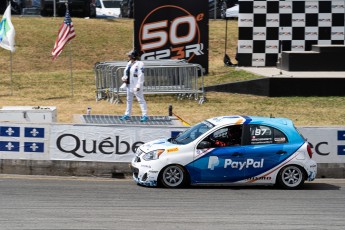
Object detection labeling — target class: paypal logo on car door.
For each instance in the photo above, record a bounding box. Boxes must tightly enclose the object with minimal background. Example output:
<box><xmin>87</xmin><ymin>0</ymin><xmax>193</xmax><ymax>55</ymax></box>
<box><xmin>190</xmin><ymin>143</ymin><xmax>297</xmax><ymax>183</ymax></box>
<box><xmin>208</xmin><ymin>156</ymin><xmax>264</xmax><ymax>171</ymax></box>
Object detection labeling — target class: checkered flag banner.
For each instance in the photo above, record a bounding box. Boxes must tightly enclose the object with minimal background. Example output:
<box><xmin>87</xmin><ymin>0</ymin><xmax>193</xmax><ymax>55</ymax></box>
<box><xmin>236</xmin><ymin>0</ymin><xmax>345</xmax><ymax>67</ymax></box>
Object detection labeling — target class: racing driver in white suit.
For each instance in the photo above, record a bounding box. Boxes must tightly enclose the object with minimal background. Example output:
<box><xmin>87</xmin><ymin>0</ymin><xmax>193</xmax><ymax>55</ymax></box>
<box><xmin>120</xmin><ymin>50</ymin><xmax>148</xmax><ymax>122</ymax></box>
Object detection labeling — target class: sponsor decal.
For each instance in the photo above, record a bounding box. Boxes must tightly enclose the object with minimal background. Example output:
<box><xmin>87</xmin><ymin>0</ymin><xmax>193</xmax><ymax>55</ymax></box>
<box><xmin>252</xmin><ymin>58</ymin><xmax>265</xmax><ymax>63</ymax></box>
<box><xmin>240</xmin><ymin>19</ymin><xmax>253</xmax><ymax>23</ymax></box>
<box><xmin>332</xmin><ymin>4</ymin><xmax>345</xmax><ymax>9</ymax></box>
<box><xmin>305</xmin><ymin>4</ymin><xmax>318</xmax><ymax>9</ymax></box>
<box><xmin>139</xmin><ymin>8</ymin><xmax>204</xmax><ymax>60</ymax></box>
<box><xmin>266</xmin><ymin>45</ymin><xmax>278</xmax><ymax>49</ymax></box>
<box><xmin>167</xmin><ymin>147</ymin><xmax>179</xmax><ymax>153</ymax></box>
<box><xmin>279</xmin><ymin>32</ymin><xmax>292</xmax><ymax>36</ymax></box>
<box><xmin>254</xmin><ymin>5</ymin><xmax>266</xmax><ymax>9</ymax></box>
<box><xmin>246</xmin><ymin>176</ymin><xmax>272</xmax><ymax>181</ymax></box>
<box><xmin>208</xmin><ymin>156</ymin><xmax>264</xmax><ymax>171</ymax></box>
<box><xmin>240</xmin><ymin>45</ymin><xmax>252</xmax><ymax>49</ymax></box>
<box><xmin>292</xmin><ymin>45</ymin><xmax>304</xmax><ymax>49</ymax></box>
<box><xmin>134</xmin><ymin>0</ymin><xmax>208</xmax><ymax>72</ymax></box>
<box><xmin>253</xmin><ymin>32</ymin><xmax>266</xmax><ymax>36</ymax></box>
<box><xmin>292</xmin><ymin>19</ymin><xmax>305</xmax><ymax>23</ymax></box>
<box><xmin>196</xmin><ymin>148</ymin><xmax>212</xmax><ymax>158</ymax></box>
<box><xmin>141</xmin><ymin>165</ymin><xmax>152</xmax><ymax>168</ymax></box>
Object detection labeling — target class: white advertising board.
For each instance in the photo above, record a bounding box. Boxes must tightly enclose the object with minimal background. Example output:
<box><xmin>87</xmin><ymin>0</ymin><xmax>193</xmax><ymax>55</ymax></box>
<box><xmin>49</xmin><ymin>124</ymin><xmax>186</xmax><ymax>162</ymax></box>
<box><xmin>298</xmin><ymin>127</ymin><xmax>345</xmax><ymax>163</ymax></box>
<box><xmin>1</xmin><ymin>122</ymin><xmax>345</xmax><ymax>164</ymax></box>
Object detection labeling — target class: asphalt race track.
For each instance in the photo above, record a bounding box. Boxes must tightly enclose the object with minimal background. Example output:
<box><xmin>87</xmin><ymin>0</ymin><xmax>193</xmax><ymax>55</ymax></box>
<box><xmin>0</xmin><ymin>175</ymin><xmax>344</xmax><ymax>230</ymax></box>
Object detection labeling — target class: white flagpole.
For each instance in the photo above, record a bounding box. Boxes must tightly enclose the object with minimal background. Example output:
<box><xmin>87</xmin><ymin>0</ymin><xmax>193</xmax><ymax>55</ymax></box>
<box><xmin>10</xmin><ymin>51</ymin><xmax>13</xmax><ymax>96</ymax></box>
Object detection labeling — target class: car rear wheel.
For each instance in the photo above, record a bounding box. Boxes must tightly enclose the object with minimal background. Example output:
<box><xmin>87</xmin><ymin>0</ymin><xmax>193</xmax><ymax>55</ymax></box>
<box><xmin>160</xmin><ymin>165</ymin><xmax>187</xmax><ymax>188</ymax></box>
<box><xmin>277</xmin><ymin>165</ymin><xmax>305</xmax><ymax>189</ymax></box>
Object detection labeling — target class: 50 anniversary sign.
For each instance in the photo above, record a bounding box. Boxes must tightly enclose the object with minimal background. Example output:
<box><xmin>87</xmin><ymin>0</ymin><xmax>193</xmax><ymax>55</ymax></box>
<box><xmin>134</xmin><ymin>0</ymin><xmax>209</xmax><ymax>73</ymax></box>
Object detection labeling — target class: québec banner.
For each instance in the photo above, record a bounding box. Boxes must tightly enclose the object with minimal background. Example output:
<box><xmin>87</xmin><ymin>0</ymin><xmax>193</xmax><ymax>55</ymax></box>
<box><xmin>133</xmin><ymin>0</ymin><xmax>209</xmax><ymax>73</ymax></box>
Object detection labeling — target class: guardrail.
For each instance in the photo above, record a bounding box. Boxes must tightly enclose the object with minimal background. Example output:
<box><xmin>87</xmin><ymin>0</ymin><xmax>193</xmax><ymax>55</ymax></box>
<box><xmin>94</xmin><ymin>60</ymin><xmax>206</xmax><ymax>104</ymax></box>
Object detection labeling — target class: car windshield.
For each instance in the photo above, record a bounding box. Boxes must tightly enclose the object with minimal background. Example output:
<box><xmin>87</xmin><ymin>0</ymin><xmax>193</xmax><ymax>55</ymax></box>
<box><xmin>103</xmin><ymin>0</ymin><xmax>121</xmax><ymax>8</ymax></box>
<box><xmin>171</xmin><ymin>120</ymin><xmax>214</xmax><ymax>145</ymax></box>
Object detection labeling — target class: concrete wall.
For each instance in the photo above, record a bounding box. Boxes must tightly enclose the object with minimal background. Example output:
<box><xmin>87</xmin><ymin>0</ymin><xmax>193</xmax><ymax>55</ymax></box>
<box><xmin>1</xmin><ymin>159</ymin><xmax>344</xmax><ymax>179</ymax></box>
<box><xmin>0</xmin><ymin>159</ymin><xmax>131</xmax><ymax>178</ymax></box>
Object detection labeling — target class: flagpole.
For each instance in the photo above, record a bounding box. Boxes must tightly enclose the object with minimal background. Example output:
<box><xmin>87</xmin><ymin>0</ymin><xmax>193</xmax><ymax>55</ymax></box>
<box><xmin>10</xmin><ymin>51</ymin><xmax>13</xmax><ymax>96</ymax></box>
<box><xmin>69</xmin><ymin>43</ymin><xmax>74</xmax><ymax>97</ymax></box>
<box><xmin>66</xmin><ymin>2</ymin><xmax>74</xmax><ymax>97</ymax></box>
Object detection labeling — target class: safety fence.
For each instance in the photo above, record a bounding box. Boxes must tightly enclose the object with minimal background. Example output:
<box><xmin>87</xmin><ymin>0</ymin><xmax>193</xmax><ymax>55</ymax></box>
<box><xmin>94</xmin><ymin>60</ymin><xmax>206</xmax><ymax>104</ymax></box>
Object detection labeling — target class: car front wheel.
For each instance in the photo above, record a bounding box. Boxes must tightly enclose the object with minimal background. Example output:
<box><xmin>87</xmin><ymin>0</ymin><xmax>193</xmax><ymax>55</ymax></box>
<box><xmin>277</xmin><ymin>165</ymin><xmax>305</xmax><ymax>189</ymax></box>
<box><xmin>160</xmin><ymin>165</ymin><xmax>187</xmax><ymax>188</ymax></box>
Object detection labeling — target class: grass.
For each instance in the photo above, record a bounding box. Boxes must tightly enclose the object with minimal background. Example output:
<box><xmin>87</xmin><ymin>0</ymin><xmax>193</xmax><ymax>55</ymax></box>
<box><xmin>0</xmin><ymin>17</ymin><xmax>345</xmax><ymax>126</ymax></box>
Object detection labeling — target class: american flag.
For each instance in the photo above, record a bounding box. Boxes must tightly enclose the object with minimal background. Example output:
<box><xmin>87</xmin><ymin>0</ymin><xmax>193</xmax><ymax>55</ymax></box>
<box><xmin>51</xmin><ymin>9</ymin><xmax>76</xmax><ymax>60</ymax></box>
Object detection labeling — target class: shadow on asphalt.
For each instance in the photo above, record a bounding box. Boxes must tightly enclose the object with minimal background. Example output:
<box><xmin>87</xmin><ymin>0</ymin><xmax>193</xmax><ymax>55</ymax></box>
<box><xmin>146</xmin><ymin>182</ymin><xmax>341</xmax><ymax>191</ymax></box>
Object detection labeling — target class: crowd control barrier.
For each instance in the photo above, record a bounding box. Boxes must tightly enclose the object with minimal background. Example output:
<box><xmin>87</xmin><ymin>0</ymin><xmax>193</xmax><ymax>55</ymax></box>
<box><xmin>94</xmin><ymin>60</ymin><xmax>206</xmax><ymax>104</ymax></box>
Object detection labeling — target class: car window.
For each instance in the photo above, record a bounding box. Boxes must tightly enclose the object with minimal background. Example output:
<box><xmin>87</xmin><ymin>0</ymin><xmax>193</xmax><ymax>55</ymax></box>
<box><xmin>204</xmin><ymin>125</ymin><xmax>242</xmax><ymax>147</ymax></box>
<box><xmin>249</xmin><ymin>125</ymin><xmax>287</xmax><ymax>145</ymax></box>
<box><xmin>273</xmin><ymin>128</ymin><xmax>288</xmax><ymax>144</ymax></box>
<box><xmin>174</xmin><ymin>121</ymin><xmax>214</xmax><ymax>145</ymax></box>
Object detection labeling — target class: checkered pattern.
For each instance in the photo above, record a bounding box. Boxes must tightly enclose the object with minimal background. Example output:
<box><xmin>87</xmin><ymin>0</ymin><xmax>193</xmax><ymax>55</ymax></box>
<box><xmin>237</xmin><ymin>0</ymin><xmax>345</xmax><ymax>67</ymax></box>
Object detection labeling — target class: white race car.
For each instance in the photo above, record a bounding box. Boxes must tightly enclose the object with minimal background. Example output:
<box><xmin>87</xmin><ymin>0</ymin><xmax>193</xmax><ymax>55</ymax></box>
<box><xmin>131</xmin><ymin>116</ymin><xmax>317</xmax><ymax>189</ymax></box>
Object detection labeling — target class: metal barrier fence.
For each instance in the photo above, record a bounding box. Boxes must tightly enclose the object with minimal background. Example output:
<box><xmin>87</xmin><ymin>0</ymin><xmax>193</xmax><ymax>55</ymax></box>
<box><xmin>94</xmin><ymin>60</ymin><xmax>206</xmax><ymax>104</ymax></box>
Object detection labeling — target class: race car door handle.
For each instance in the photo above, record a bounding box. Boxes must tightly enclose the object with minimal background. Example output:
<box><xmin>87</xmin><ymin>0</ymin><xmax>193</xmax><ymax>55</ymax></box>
<box><xmin>276</xmin><ymin>150</ymin><xmax>287</xmax><ymax>155</ymax></box>
<box><xmin>231</xmin><ymin>152</ymin><xmax>243</xmax><ymax>157</ymax></box>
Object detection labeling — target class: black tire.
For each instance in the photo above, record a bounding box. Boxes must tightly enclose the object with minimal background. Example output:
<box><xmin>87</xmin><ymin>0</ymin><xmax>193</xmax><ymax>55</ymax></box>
<box><xmin>159</xmin><ymin>165</ymin><xmax>187</xmax><ymax>188</ymax></box>
<box><xmin>277</xmin><ymin>165</ymin><xmax>305</xmax><ymax>189</ymax></box>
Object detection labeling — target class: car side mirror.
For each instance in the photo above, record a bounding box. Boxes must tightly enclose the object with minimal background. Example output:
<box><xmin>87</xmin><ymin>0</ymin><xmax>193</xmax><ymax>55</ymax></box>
<box><xmin>197</xmin><ymin>141</ymin><xmax>211</xmax><ymax>149</ymax></box>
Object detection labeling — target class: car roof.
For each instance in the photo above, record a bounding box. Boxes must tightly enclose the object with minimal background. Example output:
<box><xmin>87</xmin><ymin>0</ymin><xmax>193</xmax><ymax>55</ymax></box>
<box><xmin>206</xmin><ymin>115</ymin><xmax>294</xmax><ymax>128</ymax></box>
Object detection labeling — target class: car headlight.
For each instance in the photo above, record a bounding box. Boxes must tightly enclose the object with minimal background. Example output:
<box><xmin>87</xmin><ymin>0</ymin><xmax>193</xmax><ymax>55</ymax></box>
<box><xmin>142</xmin><ymin>149</ymin><xmax>165</xmax><ymax>161</ymax></box>
<box><xmin>136</xmin><ymin>147</ymin><xmax>144</xmax><ymax>156</ymax></box>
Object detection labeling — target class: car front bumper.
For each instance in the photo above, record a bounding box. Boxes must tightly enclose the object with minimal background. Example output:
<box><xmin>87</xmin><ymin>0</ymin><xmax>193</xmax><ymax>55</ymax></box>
<box><xmin>131</xmin><ymin>158</ymin><xmax>161</xmax><ymax>187</ymax></box>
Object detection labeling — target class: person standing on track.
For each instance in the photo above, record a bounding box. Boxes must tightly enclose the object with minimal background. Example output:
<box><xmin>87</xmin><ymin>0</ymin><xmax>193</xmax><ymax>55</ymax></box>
<box><xmin>120</xmin><ymin>50</ymin><xmax>148</xmax><ymax>122</ymax></box>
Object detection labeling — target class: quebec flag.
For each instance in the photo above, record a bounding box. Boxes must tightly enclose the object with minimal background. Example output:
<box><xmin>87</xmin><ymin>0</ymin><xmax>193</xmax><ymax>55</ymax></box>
<box><xmin>24</xmin><ymin>142</ymin><xmax>44</xmax><ymax>153</ymax></box>
<box><xmin>0</xmin><ymin>141</ymin><xmax>20</xmax><ymax>152</ymax></box>
<box><xmin>0</xmin><ymin>126</ymin><xmax>45</xmax><ymax>153</ymax></box>
<box><xmin>25</xmin><ymin>127</ymin><xmax>45</xmax><ymax>138</ymax></box>
<box><xmin>0</xmin><ymin>126</ymin><xmax>20</xmax><ymax>137</ymax></box>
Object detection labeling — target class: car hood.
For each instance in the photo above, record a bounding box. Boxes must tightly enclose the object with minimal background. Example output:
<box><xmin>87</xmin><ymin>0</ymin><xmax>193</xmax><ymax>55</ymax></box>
<box><xmin>139</xmin><ymin>138</ymin><xmax>176</xmax><ymax>152</ymax></box>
